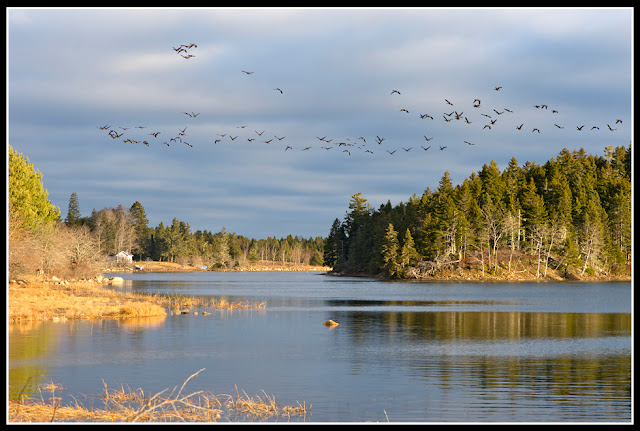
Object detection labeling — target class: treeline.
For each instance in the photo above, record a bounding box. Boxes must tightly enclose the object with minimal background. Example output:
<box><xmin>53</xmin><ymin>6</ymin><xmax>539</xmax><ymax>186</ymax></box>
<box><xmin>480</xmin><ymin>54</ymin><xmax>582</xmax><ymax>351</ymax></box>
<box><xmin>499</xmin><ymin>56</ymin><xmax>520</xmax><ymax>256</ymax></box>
<box><xmin>9</xmin><ymin>144</ymin><xmax>324</xmax><ymax>280</ymax></box>
<box><xmin>324</xmin><ymin>145</ymin><xmax>631</xmax><ymax>279</ymax></box>
<box><xmin>67</xmin><ymin>201</ymin><xmax>325</xmax><ymax>269</ymax></box>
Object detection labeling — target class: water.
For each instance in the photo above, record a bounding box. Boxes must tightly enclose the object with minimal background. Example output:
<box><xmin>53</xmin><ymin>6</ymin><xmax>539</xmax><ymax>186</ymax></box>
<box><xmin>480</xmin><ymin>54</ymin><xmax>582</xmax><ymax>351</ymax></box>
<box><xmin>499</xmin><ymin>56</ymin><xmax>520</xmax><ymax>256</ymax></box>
<box><xmin>8</xmin><ymin>272</ymin><xmax>632</xmax><ymax>423</ymax></box>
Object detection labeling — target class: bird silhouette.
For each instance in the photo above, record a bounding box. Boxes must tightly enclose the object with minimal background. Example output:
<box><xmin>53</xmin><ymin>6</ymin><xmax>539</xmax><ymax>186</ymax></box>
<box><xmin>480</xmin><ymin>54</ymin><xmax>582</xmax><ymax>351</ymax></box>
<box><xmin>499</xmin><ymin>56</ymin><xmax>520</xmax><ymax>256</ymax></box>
<box><xmin>421</xmin><ymin>145</ymin><xmax>431</xmax><ymax>151</ymax></box>
<box><xmin>390</xmin><ymin>90</ymin><xmax>401</xmax><ymax>95</ymax></box>
<box><xmin>274</xmin><ymin>88</ymin><xmax>283</xmax><ymax>94</ymax></box>
<box><xmin>242</xmin><ymin>70</ymin><xmax>253</xmax><ymax>75</ymax></box>
<box><xmin>439</xmin><ymin>146</ymin><xmax>447</xmax><ymax>151</ymax></box>
<box><xmin>445</xmin><ymin>99</ymin><xmax>454</xmax><ymax>106</ymax></box>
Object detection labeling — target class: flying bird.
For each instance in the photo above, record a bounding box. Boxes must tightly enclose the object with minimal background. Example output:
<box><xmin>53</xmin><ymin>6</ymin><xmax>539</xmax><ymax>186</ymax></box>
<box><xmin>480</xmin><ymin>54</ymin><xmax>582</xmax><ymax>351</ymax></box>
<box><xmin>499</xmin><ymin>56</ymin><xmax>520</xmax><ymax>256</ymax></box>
<box><xmin>439</xmin><ymin>146</ymin><xmax>447</xmax><ymax>151</ymax></box>
<box><xmin>242</xmin><ymin>70</ymin><xmax>254</xmax><ymax>75</ymax></box>
<box><xmin>494</xmin><ymin>86</ymin><xmax>502</xmax><ymax>91</ymax></box>
<box><xmin>274</xmin><ymin>88</ymin><xmax>283</xmax><ymax>94</ymax></box>
<box><xmin>445</xmin><ymin>99</ymin><xmax>454</xmax><ymax>106</ymax></box>
<box><xmin>390</xmin><ymin>90</ymin><xmax>401</xmax><ymax>95</ymax></box>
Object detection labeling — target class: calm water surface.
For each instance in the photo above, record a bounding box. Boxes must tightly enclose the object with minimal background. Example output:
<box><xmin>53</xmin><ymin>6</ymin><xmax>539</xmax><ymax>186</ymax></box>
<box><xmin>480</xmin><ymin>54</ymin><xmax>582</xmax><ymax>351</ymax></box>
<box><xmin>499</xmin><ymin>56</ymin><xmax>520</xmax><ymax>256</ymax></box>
<box><xmin>9</xmin><ymin>272</ymin><xmax>632</xmax><ymax>422</ymax></box>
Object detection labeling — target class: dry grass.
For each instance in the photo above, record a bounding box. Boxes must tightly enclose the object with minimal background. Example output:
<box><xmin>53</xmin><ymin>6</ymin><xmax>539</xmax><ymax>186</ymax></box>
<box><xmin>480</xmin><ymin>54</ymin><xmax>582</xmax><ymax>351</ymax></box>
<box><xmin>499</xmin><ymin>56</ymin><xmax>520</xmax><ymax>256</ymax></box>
<box><xmin>8</xmin><ymin>280</ymin><xmax>266</xmax><ymax>324</ymax></box>
<box><xmin>8</xmin><ymin>369</ymin><xmax>310</xmax><ymax>423</ymax></box>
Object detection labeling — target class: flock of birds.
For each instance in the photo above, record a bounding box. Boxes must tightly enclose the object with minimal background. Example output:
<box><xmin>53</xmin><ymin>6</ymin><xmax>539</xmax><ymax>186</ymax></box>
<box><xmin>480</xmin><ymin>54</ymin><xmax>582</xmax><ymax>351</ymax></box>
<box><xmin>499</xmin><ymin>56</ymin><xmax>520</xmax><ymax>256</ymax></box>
<box><xmin>97</xmin><ymin>43</ymin><xmax>624</xmax><ymax>157</ymax></box>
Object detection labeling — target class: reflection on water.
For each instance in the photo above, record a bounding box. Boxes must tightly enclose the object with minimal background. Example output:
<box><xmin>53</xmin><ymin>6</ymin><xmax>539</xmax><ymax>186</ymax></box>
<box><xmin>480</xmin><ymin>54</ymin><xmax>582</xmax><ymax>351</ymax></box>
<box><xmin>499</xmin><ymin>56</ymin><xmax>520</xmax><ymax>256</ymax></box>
<box><xmin>8</xmin><ymin>274</ymin><xmax>631</xmax><ymax>422</ymax></box>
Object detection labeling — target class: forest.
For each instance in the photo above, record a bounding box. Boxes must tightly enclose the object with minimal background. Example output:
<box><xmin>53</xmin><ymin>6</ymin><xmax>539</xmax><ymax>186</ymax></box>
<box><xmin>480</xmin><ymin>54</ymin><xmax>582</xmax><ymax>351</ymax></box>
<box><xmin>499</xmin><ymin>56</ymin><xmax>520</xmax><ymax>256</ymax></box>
<box><xmin>65</xmin><ymin>200</ymin><xmax>326</xmax><ymax>270</ymax></box>
<box><xmin>8</xmin><ymin>144</ymin><xmax>631</xmax><ymax>281</ymax></box>
<box><xmin>324</xmin><ymin>145</ymin><xmax>632</xmax><ymax>280</ymax></box>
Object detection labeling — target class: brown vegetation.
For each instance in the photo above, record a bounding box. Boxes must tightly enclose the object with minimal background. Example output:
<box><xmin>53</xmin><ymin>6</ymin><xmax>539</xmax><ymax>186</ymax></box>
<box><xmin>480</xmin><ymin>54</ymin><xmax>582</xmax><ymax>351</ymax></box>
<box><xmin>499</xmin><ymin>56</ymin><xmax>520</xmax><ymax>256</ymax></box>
<box><xmin>7</xmin><ymin>277</ymin><xmax>265</xmax><ymax>324</ymax></box>
<box><xmin>104</xmin><ymin>259</ymin><xmax>331</xmax><ymax>273</ymax></box>
<box><xmin>8</xmin><ymin>369</ymin><xmax>309</xmax><ymax>423</ymax></box>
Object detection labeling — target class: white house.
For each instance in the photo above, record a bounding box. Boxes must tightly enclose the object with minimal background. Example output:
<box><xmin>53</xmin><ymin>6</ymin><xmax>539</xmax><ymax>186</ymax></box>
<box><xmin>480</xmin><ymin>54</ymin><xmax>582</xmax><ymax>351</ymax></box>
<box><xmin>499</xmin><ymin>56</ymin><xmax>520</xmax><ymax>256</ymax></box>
<box><xmin>115</xmin><ymin>251</ymin><xmax>134</xmax><ymax>264</ymax></box>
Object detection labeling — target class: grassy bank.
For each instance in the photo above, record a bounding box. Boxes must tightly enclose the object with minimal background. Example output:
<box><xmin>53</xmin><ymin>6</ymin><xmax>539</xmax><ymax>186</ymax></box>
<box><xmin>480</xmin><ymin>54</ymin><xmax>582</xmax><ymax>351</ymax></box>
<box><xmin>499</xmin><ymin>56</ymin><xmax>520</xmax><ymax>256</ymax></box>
<box><xmin>104</xmin><ymin>260</ymin><xmax>331</xmax><ymax>273</ymax></box>
<box><xmin>7</xmin><ymin>278</ymin><xmax>265</xmax><ymax>324</ymax></box>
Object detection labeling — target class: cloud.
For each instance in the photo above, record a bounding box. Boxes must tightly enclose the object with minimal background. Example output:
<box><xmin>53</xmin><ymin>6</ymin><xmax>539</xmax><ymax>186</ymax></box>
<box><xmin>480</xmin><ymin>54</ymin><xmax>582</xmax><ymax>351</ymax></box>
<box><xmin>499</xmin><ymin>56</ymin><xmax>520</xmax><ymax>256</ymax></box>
<box><xmin>8</xmin><ymin>8</ymin><xmax>632</xmax><ymax>239</ymax></box>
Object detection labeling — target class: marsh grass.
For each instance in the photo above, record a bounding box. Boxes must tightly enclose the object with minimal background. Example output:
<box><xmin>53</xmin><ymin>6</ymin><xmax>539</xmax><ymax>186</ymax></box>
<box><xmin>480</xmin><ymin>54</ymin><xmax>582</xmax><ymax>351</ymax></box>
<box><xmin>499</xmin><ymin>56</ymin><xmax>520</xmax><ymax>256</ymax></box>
<box><xmin>8</xmin><ymin>369</ymin><xmax>309</xmax><ymax>423</ymax></box>
<box><xmin>8</xmin><ymin>281</ymin><xmax>266</xmax><ymax>323</ymax></box>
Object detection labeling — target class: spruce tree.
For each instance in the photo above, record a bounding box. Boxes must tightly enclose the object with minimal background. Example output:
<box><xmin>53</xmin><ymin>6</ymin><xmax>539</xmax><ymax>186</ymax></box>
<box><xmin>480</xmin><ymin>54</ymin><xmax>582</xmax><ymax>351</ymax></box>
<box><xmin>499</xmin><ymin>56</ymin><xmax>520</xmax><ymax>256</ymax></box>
<box><xmin>65</xmin><ymin>192</ymin><xmax>82</xmax><ymax>226</ymax></box>
<box><xmin>381</xmin><ymin>223</ymin><xmax>400</xmax><ymax>278</ymax></box>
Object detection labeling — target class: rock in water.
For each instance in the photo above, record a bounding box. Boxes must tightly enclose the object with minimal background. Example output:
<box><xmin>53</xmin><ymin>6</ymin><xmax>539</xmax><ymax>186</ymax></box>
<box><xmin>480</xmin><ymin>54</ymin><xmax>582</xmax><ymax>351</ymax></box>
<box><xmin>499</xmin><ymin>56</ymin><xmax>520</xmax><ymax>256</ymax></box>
<box><xmin>323</xmin><ymin>320</ymin><xmax>339</xmax><ymax>327</ymax></box>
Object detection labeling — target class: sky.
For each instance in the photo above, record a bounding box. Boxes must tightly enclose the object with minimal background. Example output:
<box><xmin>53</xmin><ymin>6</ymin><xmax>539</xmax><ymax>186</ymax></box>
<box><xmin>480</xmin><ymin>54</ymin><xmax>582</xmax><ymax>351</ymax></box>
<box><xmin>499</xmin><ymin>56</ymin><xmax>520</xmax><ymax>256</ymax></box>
<box><xmin>7</xmin><ymin>7</ymin><xmax>633</xmax><ymax>239</ymax></box>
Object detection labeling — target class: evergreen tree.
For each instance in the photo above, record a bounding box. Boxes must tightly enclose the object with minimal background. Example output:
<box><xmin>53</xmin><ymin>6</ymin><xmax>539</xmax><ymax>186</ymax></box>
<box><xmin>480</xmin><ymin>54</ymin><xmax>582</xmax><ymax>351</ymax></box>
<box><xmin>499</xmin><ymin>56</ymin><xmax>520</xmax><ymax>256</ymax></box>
<box><xmin>399</xmin><ymin>228</ymin><xmax>420</xmax><ymax>269</ymax></box>
<box><xmin>65</xmin><ymin>192</ymin><xmax>82</xmax><ymax>226</ymax></box>
<box><xmin>129</xmin><ymin>201</ymin><xmax>150</xmax><ymax>259</ymax></box>
<box><xmin>8</xmin><ymin>145</ymin><xmax>60</xmax><ymax>231</ymax></box>
<box><xmin>381</xmin><ymin>223</ymin><xmax>400</xmax><ymax>278</ymax></box>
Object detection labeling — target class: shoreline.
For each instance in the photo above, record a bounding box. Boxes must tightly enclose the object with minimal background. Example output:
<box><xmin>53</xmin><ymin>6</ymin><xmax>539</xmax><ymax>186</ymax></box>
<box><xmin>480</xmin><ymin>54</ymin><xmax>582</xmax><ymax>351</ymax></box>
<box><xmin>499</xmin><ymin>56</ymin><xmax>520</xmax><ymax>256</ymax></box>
<box><xmin>8</xmin><ymin>259</ymin><xmax>630</xmax><ymax>324</ymax></box>
<box><xmin>103</xmin><ymin>260</ymin><xmax>332</xmax><ymax>274</ymax></box>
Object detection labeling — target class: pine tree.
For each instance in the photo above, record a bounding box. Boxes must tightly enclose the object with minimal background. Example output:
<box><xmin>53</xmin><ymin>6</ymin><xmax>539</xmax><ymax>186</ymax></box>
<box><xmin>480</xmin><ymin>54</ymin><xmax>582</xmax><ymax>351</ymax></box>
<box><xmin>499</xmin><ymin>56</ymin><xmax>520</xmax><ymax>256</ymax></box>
<box><xmin>399</xmin><ymin>228</ymin><xmax>420</xmax><ymax>269</ymax></box>
<box><xmin>324</xmin><ymin>218</ymin><xmax>346</xmax><ymax>268</ymax></box>
<box><xmin>8</xmin><ymin>145</ymin><xmax>60</xmax><ymax>231</ymax></box>
<box><xmin>381</xmin><ymin>223</ymin><xmax>400</xmax><ymax>278</ymax></box>
<box><xmin>65</xmin><ymin>192</ymin><xmax>82</xmax><ymax>226</ymax></box>
<box><xmin>129</xmin><ymin>201</ymin><xmax>150</xmax><ymax>259</ymax></box>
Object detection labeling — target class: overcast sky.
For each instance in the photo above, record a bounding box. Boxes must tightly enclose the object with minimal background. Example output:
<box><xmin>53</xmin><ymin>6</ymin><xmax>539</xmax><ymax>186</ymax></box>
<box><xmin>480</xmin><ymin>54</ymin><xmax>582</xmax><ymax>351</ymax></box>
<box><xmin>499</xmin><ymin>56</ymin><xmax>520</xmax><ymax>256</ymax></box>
<box><xmin>7</xmin><ymin>7</ymin><xmax>633</xmax><ymax>239</ymax></box>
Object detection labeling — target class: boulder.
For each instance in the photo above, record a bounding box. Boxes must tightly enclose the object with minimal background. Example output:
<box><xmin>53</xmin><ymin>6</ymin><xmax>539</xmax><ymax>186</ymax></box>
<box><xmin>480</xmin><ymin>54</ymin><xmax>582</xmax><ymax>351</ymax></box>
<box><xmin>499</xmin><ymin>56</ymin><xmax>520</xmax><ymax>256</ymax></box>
<box><xmin>323</xmin><ymin>320</ymin><xmax>339</xmax><ymax>327</ymax></box>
